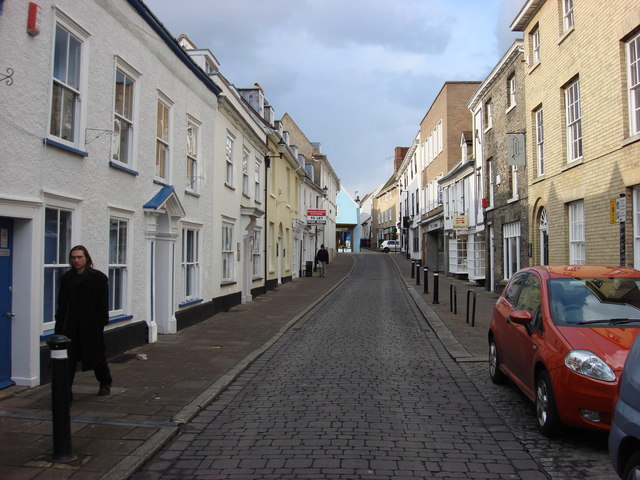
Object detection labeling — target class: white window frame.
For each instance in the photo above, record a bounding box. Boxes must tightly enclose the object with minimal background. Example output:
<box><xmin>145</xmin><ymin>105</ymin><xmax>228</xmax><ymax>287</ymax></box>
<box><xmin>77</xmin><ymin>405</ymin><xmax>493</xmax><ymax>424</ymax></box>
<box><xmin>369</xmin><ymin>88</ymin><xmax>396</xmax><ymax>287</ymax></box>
<box><xmin>535</xmin><ymin>107</ymin><xmax>544</xmax><ymax>176</ymax></box>
<box><xmin>532</xmin><ymin>25</ymin><xmax>541</xmax><ymax>64</ymax></box>
<box><xmin>254</xmin><ymin>158</ymin><xmax>262</xmax><ymax>203</ymax></box>
<box><xmin>563</xmin><ymin>0</ymin><xmax>574</xmax><ymax>33</ymax></box>
<box><xmin>108</xmin><ymin>216</ymin><xmax>129</xmax><ymax>316</ymax></box>
<box><xmin>565</xmin><ymin>79</ymin><xmax>582</xmax><ymax>162</ymax></box>
<box><xmin>634</xmin><ymin>187</ymin><xmax>640</xmax><ymax>270</ymax></box>
<box><xmin>487</xmin><ymin>158</ymin><xmax>494</xmax><ymax>209</ymax></box>
<box><xmin>503</xmin><ymin>222</ymin><xmax>521</xmax><ymax>280</ymax></box>
<box><xmin>186</xmin><ymin>118</ymin><xmax>200</xmax><ymax>193</ymax></box>
<box><xmin>510</xmin><ymin>165</ymin><xmax>519</xmax><ymax>201</ymax></box>
<box><xmin>156</xmin><ymin>94</ymin><xmax>172</xmax><ymax>182</ymax></box>
<box><xmin>252</xmin><ymin>229</ymin><xmax>262</xmax><ymax>278</ymax></box>
<box><xmin>225</xmin><ymin>133</ymin><xmax>235</xmax><ymax>187</ymax></box>
<box><xmin>507</xmin><ymin>74</ymin><xmax>516</xmax><ymax>110</ymax></box>
<box><xmin>627</xmin><ymin>31</ymin><xmax>640</xmax><ymax>136</ymax></box>
<box><xmin>49</xmin><ymin>14</ymin><xmax>89</xmax><ymax>149</ymax></box>
<box><xmin>112</xmin><ymin>59</ymin><xmax>139</xmax><ymax>167</ymax></box>
<box><xmin>43</xmin><ymin>206</ymin><xmax>74</xmax><ymax>331</ymax></box>
<box><xmin>242</xmin><ymin>147</ymin><xmax>250</xmax><ymax>197</ymax></box>
<box><xmin>568</xmin><ymin>200</ymin><xmax>585</xmax><ymax>265</ymax></box>
<box><xmin>222</xmin><ymin>221</ymin><xmax>235</xmax><ymax>282</ymax></box>
<box><xmin>181</xmin><ymin>226</ymin><xmax>200</xmax><ymax>302</ymax></box>
<box><xmin>484</xmin><ymin>99</ymin><xmax>493</xmax><ymax>130</ymax></box>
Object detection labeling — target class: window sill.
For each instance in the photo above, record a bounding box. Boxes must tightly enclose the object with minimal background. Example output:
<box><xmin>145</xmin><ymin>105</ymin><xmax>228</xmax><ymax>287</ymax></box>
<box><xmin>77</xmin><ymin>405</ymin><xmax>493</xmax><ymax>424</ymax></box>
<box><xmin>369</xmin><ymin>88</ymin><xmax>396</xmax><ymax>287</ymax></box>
<box><xmin>109</xmin><ymin>161</ymin><xmax>139</xmax><ymax>176</ymax></box>
<box><xmin>153</xmin><ymin>179</ymin><xmax>172</xmax><ymax>187</ymax></box>
<box><xmin>507</xmin><ymin>197</ymin><xmax>520</xmax><ymax>204</ymax></box>
<box><xmin>185</xmin><ymin>189</ymin><xmax>200</xmax><ymax>198</ymax></box>
<box><xmin>505</xmin><ymin>104</ymin><xmax>517</xmax><ymax>114</ymax></box>
<box><xmin>179</xmin><ymin>298</ymin><xmax>203</xmax><ymax>308</ymax></box>
<box><xmin>558</xmin><ymin>26</ymin><xmax>575</xmax><ymax>46</ymax></box>
<box><xmin>109</xmin><ymin>314</ymin><xmax>134</xmax><ymax>324</ymax></box>
<box><xmin>622</xmin><ymin>133</ymin><xmax>640</xmax><ymax>147</ymax></box>
<box><xmin>484</xmin><ymin>126</ymin><xmax>492</xmax><ymax>134</ymax></box>
<box><xmin>220</xmin><ymin>280</ymin><xmax>237</xmax><ymax>286</ymax></box>
<box><xmin>562</xmin><ymin>157</ymin><xmax>584</xmax><ymax>172</ymax></box>
<box><xmin>529</xmin><ymin>61</ymin><xmax>541</xmax><ymax>74</ymax></box>
<box><xmin>44</xmin><ymin>138</ymin><xmax>88</xmax><ymax>157</ymax></box>
<box><xmin>225</xmin><ymin>183</ymin><xmax>236</xmax><ymax>190</ymax></box>
<box><xmin>252</xmin><ymin>276</ymin><xmax>263</xmax><ymax>281</ymax></box>
<box><xmin>532</xmin><ymin>175</ymin><xmax>545</xmax><ymax>184</ymax></box>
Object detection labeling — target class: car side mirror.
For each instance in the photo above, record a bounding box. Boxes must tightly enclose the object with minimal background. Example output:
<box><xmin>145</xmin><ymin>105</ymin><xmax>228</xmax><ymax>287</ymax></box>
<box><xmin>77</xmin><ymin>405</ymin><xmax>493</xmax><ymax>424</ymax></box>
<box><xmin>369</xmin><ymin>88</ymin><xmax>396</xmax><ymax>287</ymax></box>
<box><xmin>509</xmin><ymin>310</ymin><xmax>533</xmax><ymax>325</ymax></box>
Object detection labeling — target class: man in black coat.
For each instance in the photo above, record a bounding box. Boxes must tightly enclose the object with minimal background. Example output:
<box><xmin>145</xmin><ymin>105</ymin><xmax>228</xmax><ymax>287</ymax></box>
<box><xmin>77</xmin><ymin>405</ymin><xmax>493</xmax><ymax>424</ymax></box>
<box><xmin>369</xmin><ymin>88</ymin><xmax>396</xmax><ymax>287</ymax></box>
<box><xmin>315</xmin><ymin>244</ymin><xmax>329</xmax><ymax>278</ymax></box>
<box><xmin>55</xmin><ymin>245</ymin><xmax>112</xmax><ymax>400</ymax></box>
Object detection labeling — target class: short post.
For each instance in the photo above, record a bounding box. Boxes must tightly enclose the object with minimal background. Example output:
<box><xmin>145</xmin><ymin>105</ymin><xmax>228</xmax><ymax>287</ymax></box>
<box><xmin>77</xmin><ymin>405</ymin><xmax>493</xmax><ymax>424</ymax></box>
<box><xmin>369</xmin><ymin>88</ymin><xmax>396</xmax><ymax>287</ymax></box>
<box><xmin>433</xmin><ymin>272</ymin><xmax>439</xmax><ymax>304</ymax></box>
<box><xmin>423</xmin><ymin>267</ymin><xmax>428</xmax><ymax>294</ymax></box>
<box><xmin>450</xmin><ymin>284</ymin><xmax>457</xmax><ymax>314</ymax></box>
<box><xmin>46</xmin><ymin>335</ymin><xmax>76</xmax><ymax>463</ymax></box>
<box><xmin>416</xmin><ymin>260</ymin><xmax>420</xmax><ymax>286</ymax></box>
<box><xmin>411</xmin><ymin>261</ymin><xmax>415</xmax><ymax>279</ymax></box>
<box><xmin>466</xmin><ymin>290</ymin><xmax>477</xmax><ymax>327</ymax></box>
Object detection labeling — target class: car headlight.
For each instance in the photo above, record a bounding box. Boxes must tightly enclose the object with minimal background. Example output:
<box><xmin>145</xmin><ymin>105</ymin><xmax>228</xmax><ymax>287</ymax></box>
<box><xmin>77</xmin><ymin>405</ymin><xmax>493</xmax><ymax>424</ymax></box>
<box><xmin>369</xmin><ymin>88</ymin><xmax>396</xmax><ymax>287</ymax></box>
<box><xmin>564</xmin><ymin>350</ymin><xmax>616</xmax><ymax>382</ymax></box>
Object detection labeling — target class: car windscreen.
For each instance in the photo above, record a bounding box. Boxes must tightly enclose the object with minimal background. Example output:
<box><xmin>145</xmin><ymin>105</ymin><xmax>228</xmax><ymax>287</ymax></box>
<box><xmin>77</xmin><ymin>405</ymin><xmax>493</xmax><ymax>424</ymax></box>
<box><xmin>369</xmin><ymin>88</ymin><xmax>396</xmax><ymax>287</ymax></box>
<box><xmin>548</xmin><ymin>277</ymin><xmax>640</xmax><ymax>326</ymax></box>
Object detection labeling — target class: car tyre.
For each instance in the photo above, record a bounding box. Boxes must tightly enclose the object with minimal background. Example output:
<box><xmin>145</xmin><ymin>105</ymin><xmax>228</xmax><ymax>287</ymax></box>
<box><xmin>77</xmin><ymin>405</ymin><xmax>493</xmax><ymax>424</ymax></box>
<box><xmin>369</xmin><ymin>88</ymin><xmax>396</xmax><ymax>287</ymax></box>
<box><xmin>383</xmin><ymin>247</ymin><xmax>390</xmax><ymax>253</ymax></box>
<box><xmin>536</xmin><ymin>370</ymin><xmax>563</xmax><ymax>436</ymax></box>
<box><xmin>623</xmin><ymin>451</ymin><xmax>640</xmax><ymax>480</ymax></box>
<box><xmin>489</xmin><ymin>337</ymin><xmax>508</xmax><ymax>385</ymax></box>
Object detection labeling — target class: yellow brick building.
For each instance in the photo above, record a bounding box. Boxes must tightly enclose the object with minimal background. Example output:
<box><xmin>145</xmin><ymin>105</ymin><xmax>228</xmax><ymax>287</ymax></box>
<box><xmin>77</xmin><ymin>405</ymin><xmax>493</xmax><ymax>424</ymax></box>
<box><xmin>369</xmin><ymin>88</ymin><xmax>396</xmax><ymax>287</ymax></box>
<box><xmin>512</xmin><ymin>0</ymin><xmax>640</xmax><ymax>267</ymax></box>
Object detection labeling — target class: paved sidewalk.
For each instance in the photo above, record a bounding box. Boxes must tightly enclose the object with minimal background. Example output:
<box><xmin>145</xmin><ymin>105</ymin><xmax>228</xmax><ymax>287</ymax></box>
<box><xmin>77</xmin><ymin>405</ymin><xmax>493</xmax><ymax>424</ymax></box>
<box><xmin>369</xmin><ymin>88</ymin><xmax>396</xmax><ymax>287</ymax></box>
<box><xmin>0</xmin><ymin>255</ymin><xmax>355</xmax><ymax>480</ymax></box>
<box><xmin>388</xmin><ymin>252</ymin><xmax>500</xmax><ymax>361</ymax></box>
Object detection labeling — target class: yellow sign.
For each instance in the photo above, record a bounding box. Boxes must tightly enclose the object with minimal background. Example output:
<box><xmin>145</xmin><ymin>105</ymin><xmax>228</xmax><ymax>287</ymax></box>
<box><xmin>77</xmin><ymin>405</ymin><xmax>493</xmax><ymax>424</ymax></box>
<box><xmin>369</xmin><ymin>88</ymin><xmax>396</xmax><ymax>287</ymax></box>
<box><xmin>610</xmin><ymin>199</ymin><xmax>616</xmax><ymax>224</ymax></box>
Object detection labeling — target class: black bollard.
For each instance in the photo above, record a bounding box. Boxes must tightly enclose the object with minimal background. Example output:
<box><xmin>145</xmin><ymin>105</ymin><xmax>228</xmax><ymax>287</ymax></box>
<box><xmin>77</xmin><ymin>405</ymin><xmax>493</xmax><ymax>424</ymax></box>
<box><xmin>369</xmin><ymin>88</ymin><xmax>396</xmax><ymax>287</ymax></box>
<box><xmin>46</xmin><ymin>335</ymin><xmax>76</xmax><ymax>463</ymax></box>
<box><xmin>411</xmin><ymin>261</ymin><xmax>415</xmax><ymax>279</ymax></box>
<box><xmin>423</xmin><ymin>267</ymin><xmax>428</xmax><ymax>294</ymax></box>
<box><xmin>433</xmin><ymin>272</ymin><xmax>440</xmax><ymax>304</ymax></box>
<box><xmin>416</xmin><ymin>265</ymin><xmax>420</xmax><ymax>286</ymax></box>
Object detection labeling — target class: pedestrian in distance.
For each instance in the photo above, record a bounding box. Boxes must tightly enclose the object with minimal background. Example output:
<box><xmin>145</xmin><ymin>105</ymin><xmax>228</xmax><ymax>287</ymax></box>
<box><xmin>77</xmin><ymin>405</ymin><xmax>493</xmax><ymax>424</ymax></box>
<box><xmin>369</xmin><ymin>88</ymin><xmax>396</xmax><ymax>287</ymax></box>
<box><xmin>316</xmin><ymin>244</ymin><xmax>329</xmax><ymax>278</ymax></box>
<box><xmin>55</xmin><ymin>245</ymin><xmax>112</xmax><ymax>403</ymax></box>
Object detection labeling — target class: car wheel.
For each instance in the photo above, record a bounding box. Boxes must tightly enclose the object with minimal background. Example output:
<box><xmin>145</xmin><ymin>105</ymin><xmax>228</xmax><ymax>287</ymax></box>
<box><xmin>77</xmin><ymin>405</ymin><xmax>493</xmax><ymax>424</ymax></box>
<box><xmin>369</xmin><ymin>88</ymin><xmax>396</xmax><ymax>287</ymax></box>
<box><xmin>489</xmin><ymin>337</ymin><xmax>508</xmax><ymax>385</ymax></box>
<box><xmin>384</xmin><ymin>247</ymin><xmax>390</xmax><ymax>253</ymax></box>
<box><xmin>536</xmin><ymin>370</ymin><xmax>563</xmax><ymax>436</ymax></box>
<box><xmin>623</xmin><ymin>451</ymin><xmax>640</xmax><ymax>480</ymax></box>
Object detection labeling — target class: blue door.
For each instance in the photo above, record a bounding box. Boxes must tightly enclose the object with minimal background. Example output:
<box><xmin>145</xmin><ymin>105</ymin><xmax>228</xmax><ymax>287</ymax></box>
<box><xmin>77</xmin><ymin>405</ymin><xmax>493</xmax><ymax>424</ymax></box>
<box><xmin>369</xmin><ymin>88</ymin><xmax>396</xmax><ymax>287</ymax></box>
<box><xmin>0</xmin><ymin>217</ymin><xmax>14</xmax><ymax>389</ymax></box>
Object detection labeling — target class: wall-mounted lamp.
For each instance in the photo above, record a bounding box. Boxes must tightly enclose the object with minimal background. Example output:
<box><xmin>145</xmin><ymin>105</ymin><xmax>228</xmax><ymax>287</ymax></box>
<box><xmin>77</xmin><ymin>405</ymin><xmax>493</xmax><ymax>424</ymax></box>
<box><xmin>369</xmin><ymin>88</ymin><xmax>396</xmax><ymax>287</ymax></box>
<box><xmin>264</xmin><ymin>138</ymin><xmax>287</xmax><ymax>167</ymax></box>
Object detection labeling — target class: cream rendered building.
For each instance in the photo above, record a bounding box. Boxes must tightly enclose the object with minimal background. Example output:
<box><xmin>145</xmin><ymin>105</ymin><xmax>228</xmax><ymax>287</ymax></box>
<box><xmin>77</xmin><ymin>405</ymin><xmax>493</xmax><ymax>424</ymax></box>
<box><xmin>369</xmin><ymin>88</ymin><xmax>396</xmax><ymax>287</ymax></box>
<box><xmin>512</xmin><ymin>0</ymin><xmax>640</xmax><ymax>267</ymax></box>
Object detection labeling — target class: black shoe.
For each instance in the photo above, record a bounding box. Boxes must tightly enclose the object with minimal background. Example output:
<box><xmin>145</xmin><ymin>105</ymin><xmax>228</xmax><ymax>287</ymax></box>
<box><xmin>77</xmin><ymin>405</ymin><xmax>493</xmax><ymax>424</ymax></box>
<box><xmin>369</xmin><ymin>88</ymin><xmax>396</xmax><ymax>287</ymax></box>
<box><xmin>98</xmin><ymin>384</ymin><xmax>111</xmax><ymax>396</ymax></box>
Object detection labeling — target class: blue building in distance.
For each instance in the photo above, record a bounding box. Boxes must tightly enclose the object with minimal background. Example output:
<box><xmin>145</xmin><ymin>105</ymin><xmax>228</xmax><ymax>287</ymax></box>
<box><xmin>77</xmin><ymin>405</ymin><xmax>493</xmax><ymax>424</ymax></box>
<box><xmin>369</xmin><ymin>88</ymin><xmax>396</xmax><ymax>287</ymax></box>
<box><xmin>336</xmin><ymin>188</ymin><xmax>361</xmax><ymax>253</ymax></box>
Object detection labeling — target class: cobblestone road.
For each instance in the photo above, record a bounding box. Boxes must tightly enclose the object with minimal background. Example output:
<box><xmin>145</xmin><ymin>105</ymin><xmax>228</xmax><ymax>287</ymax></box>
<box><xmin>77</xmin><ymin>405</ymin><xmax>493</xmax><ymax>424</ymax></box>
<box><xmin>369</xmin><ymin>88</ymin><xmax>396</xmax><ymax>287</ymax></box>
<box><xmin>133</xmin><ymin>254</ymin><xmax>548</xmax><ymax>479</ymax></box>
<box><xmin>461</xmin><ymin>362</ymin><xmax>617</xmax><ymax>480</ymax></box>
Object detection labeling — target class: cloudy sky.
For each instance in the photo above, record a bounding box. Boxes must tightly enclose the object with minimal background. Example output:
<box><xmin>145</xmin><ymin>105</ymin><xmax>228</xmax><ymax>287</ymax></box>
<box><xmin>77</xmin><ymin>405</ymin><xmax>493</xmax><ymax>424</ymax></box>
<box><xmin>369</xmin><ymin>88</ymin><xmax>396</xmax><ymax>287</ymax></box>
<box><xmin>149</xmin><ymin>0</ymin><xmax>522</xmax><ymax>197</ymax></box>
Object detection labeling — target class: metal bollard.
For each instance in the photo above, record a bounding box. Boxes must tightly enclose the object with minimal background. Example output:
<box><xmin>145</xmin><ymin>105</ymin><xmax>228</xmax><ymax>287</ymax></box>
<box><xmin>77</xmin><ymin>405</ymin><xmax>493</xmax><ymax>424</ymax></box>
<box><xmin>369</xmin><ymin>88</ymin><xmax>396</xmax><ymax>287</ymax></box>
<box><xmin>450</xmin><ymin>284</ymin><xmax>457</xmax><ymax>314</ymax></box>
<box><xmin>433</xmin><ymin>272</ymin><xmax>439</xmax><ymax>304</ymax></box>
<box><xmin>416</xmin><ymin>263</ymin><xmax>420</xmax><ymax>286</ymax></box>
<box><xmin>411</xmin><ymin>261</ymin><xmax>415</xmax><ymax>279</ymax></box>
<box><xmin>423</xmin><ymin>267</ymin><xmax>428</xmax><ymax>294</ymax></box>
<box><xmin>466</xmin><ymin>290</ymin><xmax>477</xmax><ymax>327</ymax></box>
<box><xmin>46</xmin><ymin>335</ymin><xmax>76</xmax><ymax>463</ymax></box>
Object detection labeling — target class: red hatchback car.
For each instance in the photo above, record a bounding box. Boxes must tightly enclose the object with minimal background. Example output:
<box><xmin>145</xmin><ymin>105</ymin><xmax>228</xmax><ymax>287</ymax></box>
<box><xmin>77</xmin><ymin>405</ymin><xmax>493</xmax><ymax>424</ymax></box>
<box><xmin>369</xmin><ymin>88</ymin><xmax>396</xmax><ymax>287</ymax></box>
<box><xmin>488</xmin><ymin>265</ymin><xmax>640</xmax><ymax>436</ymax></box>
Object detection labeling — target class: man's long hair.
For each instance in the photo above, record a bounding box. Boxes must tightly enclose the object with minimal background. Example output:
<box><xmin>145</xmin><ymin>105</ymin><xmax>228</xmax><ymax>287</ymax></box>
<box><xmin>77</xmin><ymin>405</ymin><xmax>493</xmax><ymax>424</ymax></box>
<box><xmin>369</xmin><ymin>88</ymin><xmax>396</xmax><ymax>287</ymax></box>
<box><xmin>68</xmin><ymin>245</ymin><xmax>94</xmax><ymax>270</ymax></box>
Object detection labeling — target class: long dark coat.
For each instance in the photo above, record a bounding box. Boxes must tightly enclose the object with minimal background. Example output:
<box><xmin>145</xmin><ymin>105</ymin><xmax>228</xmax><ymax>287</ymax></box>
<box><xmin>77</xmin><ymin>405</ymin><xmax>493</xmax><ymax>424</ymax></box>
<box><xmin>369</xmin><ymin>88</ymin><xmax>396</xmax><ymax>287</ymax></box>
<box><xmin>54</xmin><ymin>268</ymin><xmax>109</xmax><ymax>371</ymax></box>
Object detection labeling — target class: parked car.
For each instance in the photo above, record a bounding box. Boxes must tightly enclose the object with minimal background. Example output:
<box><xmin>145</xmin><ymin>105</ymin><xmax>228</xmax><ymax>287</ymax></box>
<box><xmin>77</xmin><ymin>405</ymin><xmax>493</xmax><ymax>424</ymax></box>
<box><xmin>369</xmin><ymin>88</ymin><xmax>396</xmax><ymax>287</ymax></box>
<box><xmin>488</xmin><ymin>265</ymin><xmax>640</xmax><ymax>436</ymax></box>
<box><xmin>379</xmin><ymin>240</ymin><xmax>400</xmax><ymax>253</ymax></box>
<box><xmin>610</xmin><ymin>332</ymin><xmax>640</xmax><ymax>479</ymax></box>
